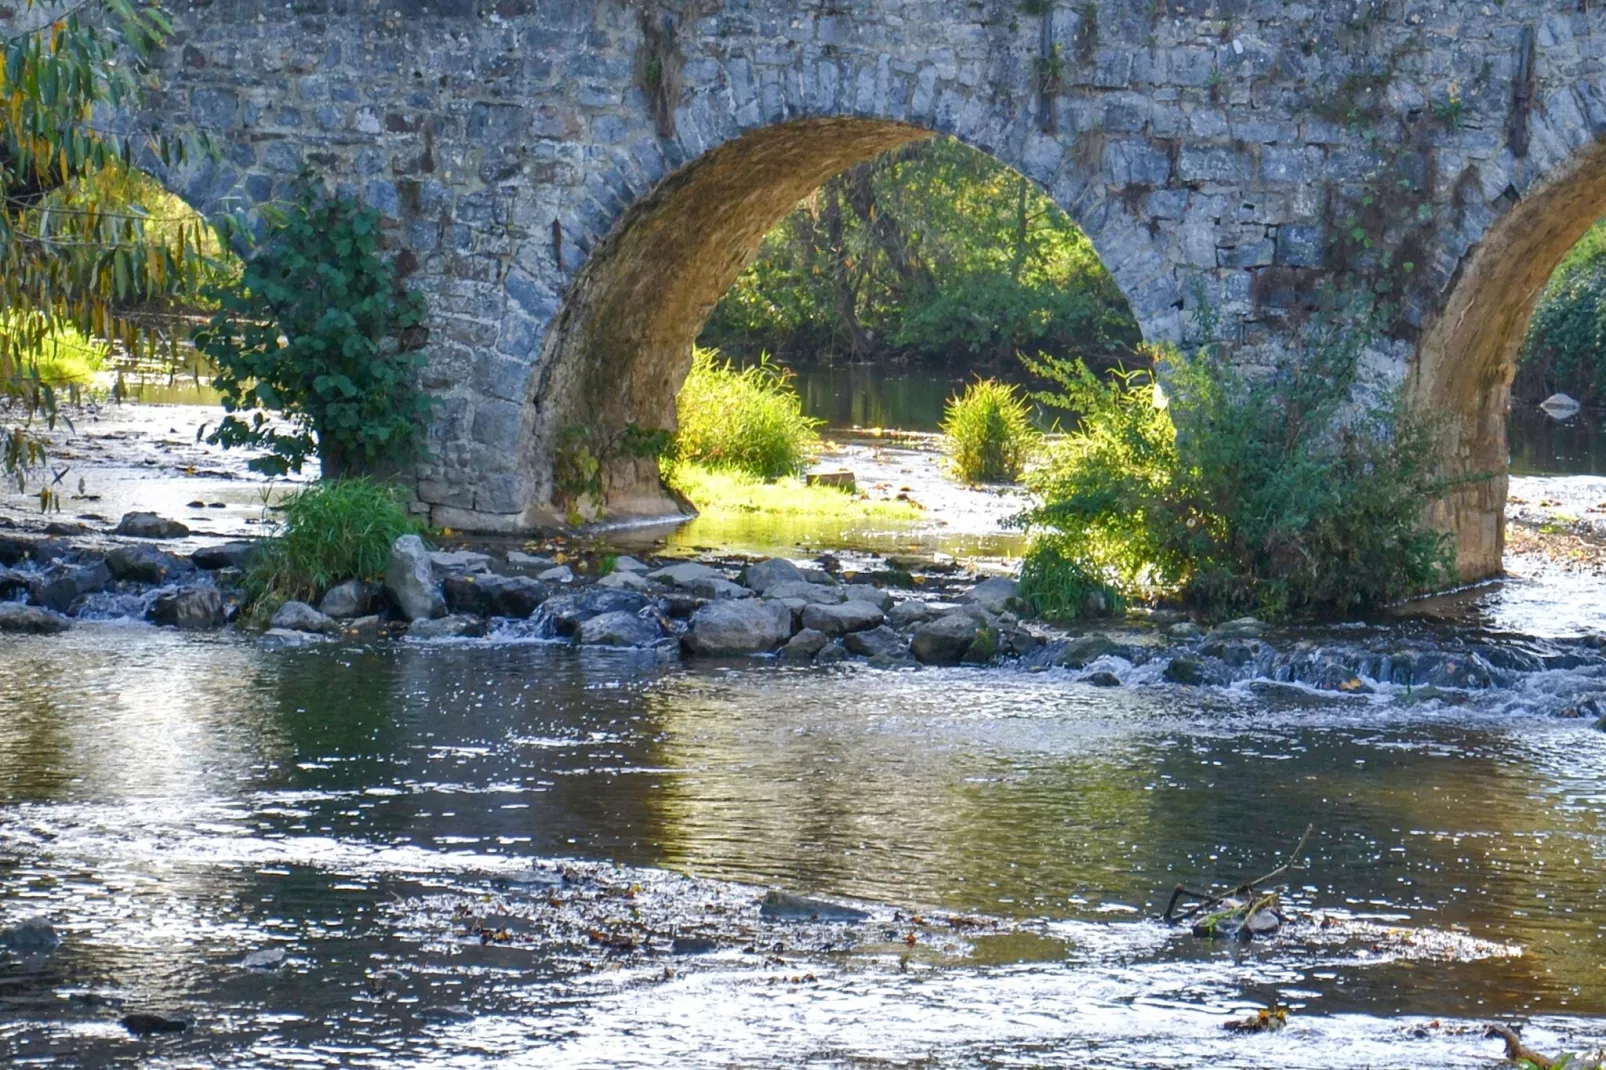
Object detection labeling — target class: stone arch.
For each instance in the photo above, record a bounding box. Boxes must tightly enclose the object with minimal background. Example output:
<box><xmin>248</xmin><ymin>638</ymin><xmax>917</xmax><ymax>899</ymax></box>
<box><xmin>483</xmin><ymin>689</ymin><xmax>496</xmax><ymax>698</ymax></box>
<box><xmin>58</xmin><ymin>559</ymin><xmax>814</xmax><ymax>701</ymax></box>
<box><xmin>1412</xmin><ymin>138</ymin><xmax>1606</xmax><ymax>583</ymax></box>
<box><xmin>527</xmin><ymin>116</ymin><xmax>1168</xmax><ymax>523</ymax></box>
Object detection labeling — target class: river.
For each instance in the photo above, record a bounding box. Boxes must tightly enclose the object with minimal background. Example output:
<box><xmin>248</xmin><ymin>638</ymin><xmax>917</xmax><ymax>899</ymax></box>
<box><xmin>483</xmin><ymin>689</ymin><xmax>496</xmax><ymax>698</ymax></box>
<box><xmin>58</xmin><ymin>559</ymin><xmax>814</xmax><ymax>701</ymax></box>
<box><xmin>2</xmin><ymin>385</ymin><xmax>1604</xmax><ymax>1067</ymax></box>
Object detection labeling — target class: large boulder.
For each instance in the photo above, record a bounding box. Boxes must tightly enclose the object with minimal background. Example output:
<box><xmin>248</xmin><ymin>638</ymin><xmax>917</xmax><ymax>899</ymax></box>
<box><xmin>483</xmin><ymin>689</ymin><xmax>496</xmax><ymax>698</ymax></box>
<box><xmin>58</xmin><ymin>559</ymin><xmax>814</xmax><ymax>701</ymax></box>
<box><xmin>578</xmin><ymin>610</ymin><xmax>663</xmax><ymax>647</ymax></box>
<box><xmin>270</xmin><ymin>601</ymin><xmax>339</xmax><ymax>635</ymax></box>
<box><xmin>911</xmin><ymin>612</ymin><xmax>985</xmax><ymax>665</ymax></box>
<box><xmin>684</xmin><ymin>599</ymin><xmax>792</xmax><ymax>656</ymax></box>
<box><xmin>190</xmin><ymin>541</ymin><xmax>259</xmax><ymax>571</ymax></box>
<box><xmin>887</xmin><ymin>599</ymin><xmax>934</xmax><ymax>627</ymax></box>
<box><xmin>148</xmin><ymin>586</ymin><xmax>226</xmax><ymax>630</ymax></box>
<box><xmin>648</xmin><ymin>561</ymin><xmax>725</xmax><ymax>588</ymax></box>
<box><xmin>114</xmin><ymin>512</ymin><xmax>190</xmax><ymax>539</ymax></box>
<box><xmin>319</xmin><ymin>579</ymin><xmax>380</xmax><ymax>619</ymax></box>
<box><xmin>781</xmin><ymin>628</ymin><xmax>830</xmax><ymax>659</ymax></box>
<box><xmin>0</xmin><ymin>603</ymin><xmax>71</xmax><ymax>635</ymax></box>
<box><xmin>540</xmin><ymin>589</ymin><xmax>651</xmax><ymax>636</ymax></box>
<box><xmin>106</xmin><ymin>546</ymin><xmax>192</xmax><ymax>585</ymax></box>
<box><xmin>742</xmin><ymin>557</ymin><xmax>805</xmax><ymax>594</ymax></box>
<box><xmin>442</xmin><ymin>573</ymin><xmax>547</xmax><ymax>618</ymax></box>
<box><xmin>385</xmin><ymin>535</ymin><xmax>442</xmax><ymax>622</ymax></box>
<box><xmin>841</xmin><ymin>584</ymin><xmax>894</xmax><ymax>611</ymax></box>
<box><xmin>843</xmin><ymin>625</ymin><xmax>906</xmax><ymax>659</ymax></box>
<box><xmin>799</xmin><ymin>600</ymin><xmax>884</xmax><ymax>638</ymax></box>
<box><xmin>964</xmin><ymin>577</ymin><xmax>1022</xmax><ymax>614</ymax></box>
<box><xmin>30</xmin><ymin>560</ymin><xmax>112</xmax><ymax>613</ymax></box>
<box><xmin>764</xmin><ymin>580</ymin><xmax>843</xmax><ymax>605</ymax></box>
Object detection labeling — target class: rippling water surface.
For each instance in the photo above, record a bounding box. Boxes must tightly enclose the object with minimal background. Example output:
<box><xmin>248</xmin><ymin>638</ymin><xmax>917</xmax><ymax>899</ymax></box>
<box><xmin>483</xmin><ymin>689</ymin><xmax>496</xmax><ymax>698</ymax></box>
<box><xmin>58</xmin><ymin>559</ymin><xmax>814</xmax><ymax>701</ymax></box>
<box><xmin>3</xmin><ymin>626</ymin><xmax>1605</xmax><ymax>1067</ymax></box>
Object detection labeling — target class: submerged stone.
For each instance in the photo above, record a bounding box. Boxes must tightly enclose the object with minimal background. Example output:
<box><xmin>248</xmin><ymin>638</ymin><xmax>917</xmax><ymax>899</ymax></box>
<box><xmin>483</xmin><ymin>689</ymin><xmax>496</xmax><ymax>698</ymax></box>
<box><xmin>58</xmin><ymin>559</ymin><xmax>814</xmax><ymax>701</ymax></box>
<box><xmin>759</xmin><ymin>890</ymin><xmax>869</xmax><ymax>923</ymax></box>
<box><xmin>0</xmin><ymin>603</ymin><xmax>71</xmax><ymax>635</ymax></box>
<box><xmin>0</xmin><ymin>916</ymin><xmax>60</xmax><ymax>953</ymax></box>
<box><xmin>114</xmin><ymin>512</ymin><xmax>190</xmax><ymax>539</ymax></box>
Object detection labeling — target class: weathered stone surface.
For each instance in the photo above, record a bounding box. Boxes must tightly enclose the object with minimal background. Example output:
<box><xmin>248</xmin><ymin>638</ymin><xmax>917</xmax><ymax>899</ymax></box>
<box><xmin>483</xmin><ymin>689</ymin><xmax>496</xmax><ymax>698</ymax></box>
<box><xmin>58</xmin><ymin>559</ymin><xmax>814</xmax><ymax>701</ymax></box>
<box><xmin>648</xmin><ymin>562</ymin><xmax>725</xmax><ymax>587</ymax></box>
<box><xmin>106</xmin><ymin>546</ymin><xmax>192</xmax><ymax>584</ymax></box>
<box><xmin>407</xmin><ymin>614</ymin><xmax>488</xmax><ymax>639</ymax></box>
<box><xmin>781</xmin><ymin>627</ymin><xmax>830</xmax><ymax>659</ymax></box>
<box><xmin>31</xmin><ymin>561</ymin><xmax>112</xmax><ymax>613</ymax></box>
<box><xmin>319</xmin><ymin>580</ymin><xmax>379</xmax><ymax>619</ymax></box>
<box><xmin>843</xmin><ymin>624</ymin><xmax>905</xmax><ymax>659</ymax></box>
<box><xmin>443</xmin><ymin>573</ymin><xmax>546</xmax><ymax>618</ymax></box>
<box><xmin>191</xmin><ymin>541</ymin><xmax>258</xmax><ymax>571</ymax></box>
<box><xmin>114</xmin><ymin>513</ymin><xmax>188</xmax><ymax>539</ymax></box>
<box><xmin>540</xmin><ymin>589</ymin><xmax>650</xmax><ymax>636</ymax></box>
<box><xmin>148</xmin><ymin>586</ymin><xmax>225</xmax><ymax>630</ymax></box>
<box><xmin>386</xmin><ymin>535</ymin><xmax>441</xmax><ymax>622</ymax></box>
<box><xmin>841</xmin><ymin>584</ymin><xmax>894</xmax><ymax>612</ymax></box>
<box><xmin>578</xmin><ymin>609</ymin><xmax>662</xmax><ymax>647</ymax></box>
<box><xmin>597</xmin><ymin>570</ymin><xmax>650</xmax><ymax>591</ymax></box>
<box><xmin>1056</xmin><ymin>634</ymin><xmax>1124</xmax><ymax>669</ymax></box>
<box><xmin>684</xmin><ymin>599</ymin><xmax>791</xmax><ymax>656</ymax></box>
<box><xmin>911</xmin><ymin>612</ymin><xmax>983</xmax><ymax>665</ymax></box>
<box><xmin>887</xmin><ymin>599</ymin><xmax>934</xmax><ymax>627</ymax></box>
<box><xmin>743</xmin><ymin>557</ymin><xmax>805</xmax><ymax>593</ymax></box>
<box><xmin>0</xmin><ymin>917</ymin><xmax>60</xmax><ymax>952</ymax></box>
<box><xmin>964</xmin><ymin>578</ymin><xmax>1021</xmax><ymax>615</ymax></box>
<box><xmin>270</xmin><ymin>601</ymin><xmax>339</xmax><ymax>635</ymax></box>
<box><xmin>800</xmin><ymin>600</ymin><xmax>884</xmax><ymax>637</ymax></box>
<box><xmin>0</xmin><ymin>603</ymin><xmax>71</xmax><ymax>635</ymax></box>
<box><xmin>429</xmin><ymin>550</ymin><xmax>494</xmax><ymax>576</ymax></box>
<box><xmin>688</xmin><ymin>576</ymin><xmax>752</xmax><ymax>600</ymax></box>
<box><xmin>136</xmin><ymin>0</ymin><xmax>1602</xmax><ymax>580</ymax></box>
<box><xmin>764</xmin><ymin>581</ymin><xmax>843</xmax><ymax>605</ymax></box>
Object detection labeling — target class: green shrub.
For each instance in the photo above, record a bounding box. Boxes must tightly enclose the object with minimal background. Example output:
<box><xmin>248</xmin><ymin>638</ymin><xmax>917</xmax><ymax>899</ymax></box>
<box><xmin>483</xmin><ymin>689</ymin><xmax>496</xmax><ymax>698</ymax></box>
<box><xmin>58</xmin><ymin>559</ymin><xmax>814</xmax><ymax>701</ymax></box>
<box><xmin>245</xmin><ymin>478</ymin><xmax>420</xmax><ymax>612</ymax></box>
<box><xmin>196</xmin><ymin>176</ymin><xmax>434</xmax><ymax>478</ymax></box>
<box><xmin>671</xmin><ymin>347</ymin><xmax>820</xmax><ymax>479</ymax></box>
<box><xmin>941</xmin><ymin>378</ymin><xmax>1040</xmax><ymax>484</ymax></box>
<box><xmin>1014</xmin><ymin>309</ymin><xmax>1465</xmax><ymax>621</ymax></box>
<box><xmin>1018</xmin><ymin>535</ymin><xmax>1123</xmax><ymax>623</ymax></box>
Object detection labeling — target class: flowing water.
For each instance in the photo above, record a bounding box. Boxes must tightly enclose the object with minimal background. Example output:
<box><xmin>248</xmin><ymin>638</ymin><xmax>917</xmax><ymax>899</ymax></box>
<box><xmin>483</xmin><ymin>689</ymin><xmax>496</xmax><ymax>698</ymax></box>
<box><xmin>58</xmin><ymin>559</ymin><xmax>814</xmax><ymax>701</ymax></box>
<box><xmin>2</xmin><ymin>388</ymin><xmax>1605</xmax><ymax>1067</ymax></box>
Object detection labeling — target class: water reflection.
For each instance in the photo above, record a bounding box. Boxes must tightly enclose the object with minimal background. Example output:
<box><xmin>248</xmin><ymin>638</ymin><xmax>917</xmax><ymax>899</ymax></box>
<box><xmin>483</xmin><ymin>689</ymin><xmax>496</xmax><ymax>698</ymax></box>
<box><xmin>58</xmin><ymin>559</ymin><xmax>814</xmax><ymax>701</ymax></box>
<box><xmin>2</xmin><ymin>629</ymin><xmax>1604</xmax><ymax>1066</ymax></box>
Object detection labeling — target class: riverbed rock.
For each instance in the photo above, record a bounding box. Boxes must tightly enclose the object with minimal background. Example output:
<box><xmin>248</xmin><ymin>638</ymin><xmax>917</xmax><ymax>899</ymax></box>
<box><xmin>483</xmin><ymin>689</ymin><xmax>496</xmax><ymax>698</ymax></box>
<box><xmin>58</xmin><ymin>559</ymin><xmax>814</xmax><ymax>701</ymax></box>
<box><xmin>259</xmin><ymin>628</ymin><xmax>332</xmax><ymax>648</ymax></box>
<box><xmin>242</xmin><ymin>947</ymin><xmax>288</xmax><ymax>970</ymax></box>
<box><xmin>429</xmin><ymin>549</ymin><xmax>493</xmax><ymax>576</ymax></box>
<box><xmin>959</xmin><ymin>624</ymin><xmax>1000</xmax><ymax>665</ymax></box>
<box><xmin>538</xmin><ymin>565</ymin><xmax>575</xmax><ymax>584</ymax></box>
<box><xmin>1209</xmin><ymin>617</ymin><xmax>1266</xmax><ymax>640</ymax></box>
<box><xmin>506</xmin><ymin>550</ymin><xmax>556</xmax><ymax>569</ymax></box>
<box><xmin>814</xmin><ymin>640</ymin><xmax>851</xmax><ymax>664</ymax></box>
<box><xmin>781</xmin><ymin>628</ymin><xmax>830</xmax><ymax>659</ymax></box>
<box><xmin>1086</xmin><ymin>670</ymin><xmax>1122</xmax><ymax>687</ymax></box>
<box><xmin>319</xmin><ymin>580</ymin><xmax>379</xmax><ymax>619</ymax></box>
<box><xmin>1421</xmin><ymin>653</ymin><xmax>1495</xmax><ymax>690</ymax></box>
<box><xmin>190</xmin><ymin>541</ymin><xmax>259</xmax><ymax>571</ymax></box>
<box><xmin>386</xmin><ymin>535</ymin><xmax>442</xmax><ymax>622</ymax></box>
<box><xmin>764</xmin><ymin>580</ymin><xmax>843</xmax><ymax>605</ymax></box>
<box><xmin>683</xmin><ymin>599</ymin><xmax>791</xmax><ymax>656</ymax></box>
<box><xmin>114</xmin><ymin>512</ymin><xmax>190</xmax><ymax>539</ymax></box>
<box><xmin>0</xmin><ymin>568</ymin><xmax>29</xmax><ymax>600</ymax></box>
<box><xmin>578</xmin><ymin>610</ymin><xmax>663</xmax><ymax>647</ymax></box>
<box><xmin>106</xmin><ymin>545</ymin><xmax>192</xmax><ymax>585</ymax></box>
<box><xmin>407</xmin><ymin>614</ymin><xmax>487</xmax><ymax>639</ymax></box>
<box><xmin>1163</xmin><ymin>656</ymin><xmax>1208</xmax><ymax>685</ymax></box>
<box><xmin>120</xmin><ymin>1014</ymin><xmax>188</xmax><ymax>1036</ymax></box>
<box><xmin>611</xmin><ymin>555</ymin><xmax>649</xmax><ymax>573</ymax></box>
<box><xmin>843</xmin><ymin>624</ymin><xmax>905</xmax><ymax>659</ymax></box>
<box><xmin>1056</xmin><ymin>634</ymin><xmax>1123</xmax><ymax>668</ymax></box>
<box><xmin>688</xmin><ymin>576</ymin><xmax>752</xmax><ymax>600</ymax></box>
<box><xmin>743</xmin><ymin>557</ymin><xmax>805</xmax><ymax>594</ymax></box>
<box><xmin>842</xmin><ymin>584</ymin><xmax>895</xmax><ymax>611</ymax></box>
<box><xmin>887</xmin><ymin>599</ymin><xmax>934</xmax><ymax>627</ymax></box>
<box><xmin>443</xmin><ymin>573</ymin><xmax>547</xmax><ymax>619</ymax></box>
<box><xmin>910</xmin><ymin>612</ymin><xmax>983</xmax><ymax>665</ymax></box>
<box><xmin>0</xmin><ymin>917</ymin><xmax>59</xmax><ymax>953</ymax></box>
<box><xmin>1166</xmin><ymin>621</ymin><xmax>1204</xmax><ymax>640</ymax></box>
<box><xmin>648</xmin><ymin>562</ymin><xmax>725</xmax><ymax>588</ymax></box>
<box><xmin>31</xmin><ymin>560</ymin><xmax>112</xmax><ymax>613</ymax></box>
<box><xmin>270</xmin><ymin>601</ymin><xmax>339</xmax><ymax>635</ymax></box>
<box><xmin>759</xmin><ymin>890</ymin><xmax>869</xmax><ymax>923</ymax></box>
<box><xmin>964</xmin><ymin>577</ymin><xmax>1022</xmax><ymax>614</ymax></box>
<box><xmin>597</xmin><ymin>570</ymin><xmax>651</xmax><ymax>591</ymax></box>
<box><xmin>147</xmin><ymin>586</ymin><xmax>225</xmax><ymax>630</ymax></box>
<box><xmin>799</xmin><ymin>600</ymin><xmax>884</xmax><ymax>637</ymax></box>
<box><xmin>541</xmin><ymin>589</ymin><xmax>650</xmax><ymax>636</ymax></box>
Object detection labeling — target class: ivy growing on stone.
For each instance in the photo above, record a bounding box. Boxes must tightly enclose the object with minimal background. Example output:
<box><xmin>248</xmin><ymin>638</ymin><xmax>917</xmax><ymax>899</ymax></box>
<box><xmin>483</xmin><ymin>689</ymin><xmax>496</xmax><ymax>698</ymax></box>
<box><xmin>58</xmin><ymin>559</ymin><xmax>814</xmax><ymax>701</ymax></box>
<box><xmin>196</xmin><ymin>176</ymin><xmax>434</xmax><ymax>479</ymax></box>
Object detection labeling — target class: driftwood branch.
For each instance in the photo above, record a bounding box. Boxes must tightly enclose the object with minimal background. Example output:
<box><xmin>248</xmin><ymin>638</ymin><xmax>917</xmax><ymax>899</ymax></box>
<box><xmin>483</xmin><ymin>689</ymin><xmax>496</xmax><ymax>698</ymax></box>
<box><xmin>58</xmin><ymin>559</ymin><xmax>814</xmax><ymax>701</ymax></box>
<box><xmin>1163</xmin><ymin>824</ymin><xmax>1314</xmax><ymax>924</ymax></box>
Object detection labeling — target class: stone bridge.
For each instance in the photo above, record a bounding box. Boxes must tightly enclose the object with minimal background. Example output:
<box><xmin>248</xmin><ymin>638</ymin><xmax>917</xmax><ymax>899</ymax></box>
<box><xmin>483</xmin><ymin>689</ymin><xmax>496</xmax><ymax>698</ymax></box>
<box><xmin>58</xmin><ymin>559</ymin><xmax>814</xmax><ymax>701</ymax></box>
<box><xmin>145</xmin><ymin>0</ymin><xmax>1606</xmax><ymax>581</ymax></box>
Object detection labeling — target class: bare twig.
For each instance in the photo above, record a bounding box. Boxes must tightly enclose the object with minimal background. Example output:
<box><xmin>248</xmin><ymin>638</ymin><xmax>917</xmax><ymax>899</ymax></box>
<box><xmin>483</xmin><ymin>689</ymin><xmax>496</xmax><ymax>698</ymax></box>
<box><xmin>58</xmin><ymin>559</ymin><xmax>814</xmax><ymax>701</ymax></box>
<box><xmin>1163</xmin><ymin>824</ymin><xmax>1314</xmax><ymax>924</ymax></box>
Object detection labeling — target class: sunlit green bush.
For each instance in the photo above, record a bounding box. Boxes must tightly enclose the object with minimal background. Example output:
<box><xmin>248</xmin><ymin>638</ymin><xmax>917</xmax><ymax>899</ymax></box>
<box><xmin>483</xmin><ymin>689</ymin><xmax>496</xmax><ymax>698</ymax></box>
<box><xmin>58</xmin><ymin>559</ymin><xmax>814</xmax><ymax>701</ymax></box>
<box><xmin>0</xmin><ymin>312</ymin><xmax>108</xmax><ymax>385</ymax></box>
<box><xmin>245</xmin><ymin>478</ymin><xmax>419</xmax><ymax>613</ymax></box>
<box><xmin>1518</xmin><ymin>218</ymin><xmax>1606</xmax><ymax>405</ymax></box>
<box><xmin>670</xmin><ymin>347</ymin><xmax>820</xmax><ymax>480</ymax></box>
<box><xmin>1018</xmin><ymin>535</ymin><xmax>1123</xmax><ymax>623</ymax></box>
<box><xmin>941</xmin><ymin>378</ymin><xmax>1039</xmax><ymax>484</ymax></box>
<box><xmin>1014</xmin><ymin>310</ymin><xmax>1464</xmax><ymax>621</ymax></box>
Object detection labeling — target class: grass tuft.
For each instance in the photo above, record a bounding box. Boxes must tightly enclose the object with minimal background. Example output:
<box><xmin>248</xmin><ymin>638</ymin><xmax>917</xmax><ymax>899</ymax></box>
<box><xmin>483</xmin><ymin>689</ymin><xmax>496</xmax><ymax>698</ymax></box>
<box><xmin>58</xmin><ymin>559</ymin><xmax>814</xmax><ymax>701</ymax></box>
<box><xmin>245</xmin><ymin>478</ymin><xmax>420</xmax><ymax>617</ymax></box>
<box><xmin>672</xmin><ymin>347</ymin><xmax>821</xmax><ymax>479</ymax></box>
<box><xmin>941</xmin><ymin>378</ymin><xmax>1040</xmax><ymax>485</ymax></box>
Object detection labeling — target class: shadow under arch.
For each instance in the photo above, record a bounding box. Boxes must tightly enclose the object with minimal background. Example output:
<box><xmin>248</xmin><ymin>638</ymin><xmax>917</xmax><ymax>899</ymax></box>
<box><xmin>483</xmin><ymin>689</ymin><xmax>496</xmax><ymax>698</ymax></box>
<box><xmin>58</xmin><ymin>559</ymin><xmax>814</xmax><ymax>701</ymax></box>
<box><xmin>1412</xmin><ymin>138</ymin><xmax>1606</xmax><ymax>582</ymax></box>
<box><xmin>531</xmin><ymin>116</ymin><xmax>1145</xmax><ymax>524</ymax></box>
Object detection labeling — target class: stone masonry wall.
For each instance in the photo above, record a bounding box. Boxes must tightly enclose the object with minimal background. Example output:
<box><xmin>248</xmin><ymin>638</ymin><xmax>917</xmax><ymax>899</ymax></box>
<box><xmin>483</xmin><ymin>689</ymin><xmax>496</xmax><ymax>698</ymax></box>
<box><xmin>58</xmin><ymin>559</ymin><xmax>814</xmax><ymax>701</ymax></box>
<box><xmin>143</xmin><ymin>0</ymin><xmax>1606</xmax><ymax>580</ymax></box>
